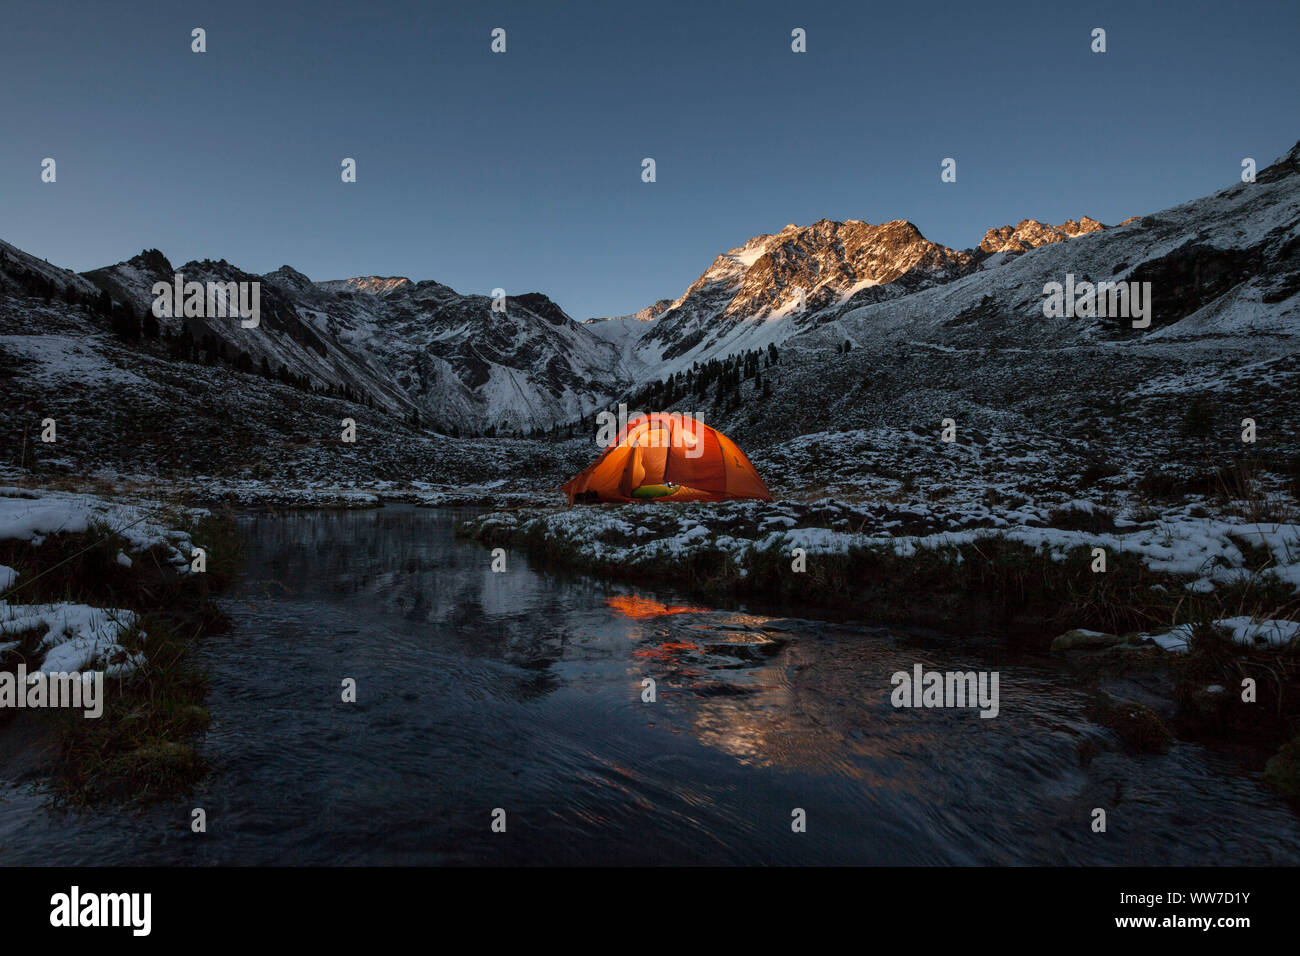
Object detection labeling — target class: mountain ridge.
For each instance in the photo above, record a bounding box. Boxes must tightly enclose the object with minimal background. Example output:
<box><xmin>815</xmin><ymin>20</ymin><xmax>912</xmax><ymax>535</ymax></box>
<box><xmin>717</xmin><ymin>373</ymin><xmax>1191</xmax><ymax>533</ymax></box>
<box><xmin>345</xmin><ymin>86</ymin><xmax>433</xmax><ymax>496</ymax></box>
<box><xmin>5</xmin><ymin>139</ymin><xmax>1296</xmax><ymax>438</ymax></box>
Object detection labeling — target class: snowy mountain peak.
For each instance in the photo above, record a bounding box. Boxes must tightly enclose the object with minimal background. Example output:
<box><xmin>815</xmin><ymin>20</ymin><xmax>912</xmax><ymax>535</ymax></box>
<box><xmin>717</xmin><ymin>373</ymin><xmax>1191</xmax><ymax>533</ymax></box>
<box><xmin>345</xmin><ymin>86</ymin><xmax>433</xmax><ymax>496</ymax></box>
<box><xmin>977</xmin><ymin>217</ymin><xmax>1107</xmax><ymax>254</ymax></box>
<box><xmin>724</xmin><ymin>217</ymin><xmax>971</xmax><ymax>314</ymax></box>
<box><xmin>614</xmin><ymin>217</ymin><xmax>977</xmax><ymax>373</ymax></box>
<box><xmin>263</xmin><ymin>265</ymin><xmax>314</xmax><ymax>290</ymax></box>
<box><xmin>316</xmin><ymin>276</ymin><xmax>413</xmax><ymax>296</ymax></box>
<box><xmin>1258</xmin><ymin>138</ymin><xmax>1300</xmax><ymax>183</ymax></box>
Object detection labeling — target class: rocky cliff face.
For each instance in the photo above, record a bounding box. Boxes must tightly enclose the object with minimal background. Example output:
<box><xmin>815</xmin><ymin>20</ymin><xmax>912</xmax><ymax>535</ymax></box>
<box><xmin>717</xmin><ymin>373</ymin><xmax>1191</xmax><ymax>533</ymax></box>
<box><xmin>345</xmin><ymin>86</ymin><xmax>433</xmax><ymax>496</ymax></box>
<box><xmin>977</xmin><ymin>216</ymin><xmax>1106</xmax><ymax>254</ymax></box>
<box><xmin>77</xmin><ymin>256</ymin><xmax>626</xmax><ymax>433</ymax></box>
<box><xmin>620</xmin><ymin>212</ymin><xmax>1111</xmax><ymax>373</ymax></box>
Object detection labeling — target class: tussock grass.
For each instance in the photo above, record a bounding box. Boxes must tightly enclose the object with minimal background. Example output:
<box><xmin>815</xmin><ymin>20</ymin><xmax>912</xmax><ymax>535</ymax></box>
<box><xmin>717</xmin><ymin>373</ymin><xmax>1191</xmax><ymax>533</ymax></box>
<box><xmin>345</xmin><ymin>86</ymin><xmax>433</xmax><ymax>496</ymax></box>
<box><xmin>1214</xmin><ymin>457</ymin><xmax>1297</xmax><ymax>525</ymax></box>
<box><xmin>745</xmin><ymin>537</ymin><xmax>1187</xmax><ymax>638</ymax></box>
<box><xmin>50</xmin><ymin>615</ymin><xmax>211</xmax><ymax>804</ymax></box>
<box><xmin>1046</xmin><ymin>504</ymin><xmax>1117</xmax><ymax>533</ymax></box>
<box><xmin>1</xmin><ymin>508</ymin><xmax>240</xmax><ymax>802</ymax></box>
<box><xmin>1136</xmin><ymin>455</ymin><xmax>1298</xmax><ymax>524</ymax></box>
<box><xmin>1167</xmin><ymin>614</ymin><xmax>1300</xmax><ymax>792</ymax></box>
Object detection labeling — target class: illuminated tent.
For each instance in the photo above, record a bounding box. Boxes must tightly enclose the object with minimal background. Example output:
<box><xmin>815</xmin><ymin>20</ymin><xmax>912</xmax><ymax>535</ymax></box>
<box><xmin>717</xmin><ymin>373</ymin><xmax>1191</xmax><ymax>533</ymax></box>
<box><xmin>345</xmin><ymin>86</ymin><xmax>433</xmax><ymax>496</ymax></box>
<box><xmin>561</xmin><ymin>413</ymin><xmax>773</xmax><ymax>504</ymax></box>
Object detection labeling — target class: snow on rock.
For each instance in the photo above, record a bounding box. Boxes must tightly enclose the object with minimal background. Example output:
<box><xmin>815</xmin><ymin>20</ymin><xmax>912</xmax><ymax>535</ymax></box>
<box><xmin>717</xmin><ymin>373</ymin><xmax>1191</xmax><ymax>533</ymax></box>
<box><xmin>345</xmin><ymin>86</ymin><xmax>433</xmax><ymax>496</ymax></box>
<box><xmin>1219</xmin><ymin>616</ymin><xmax>1300</xmax><ymax>647</ymax></box>
<box><xmin>0</xmin><ymin>486</ymin><xmax>200</xmax><ymax>566</ymax></box>
<box><xmin>0</xmin><ymin>488</ymin><xmax>201</xmax><ymax>674</ymax></box>
<box><xmin>1141</xmin><ymin>616</ymin><xmax>1300</xmax><ymax>654</ymax></box>
<box><xmin>0</xmin><ymin>601</ymin><xmax>144</xmax><ymax>675</ymax></box>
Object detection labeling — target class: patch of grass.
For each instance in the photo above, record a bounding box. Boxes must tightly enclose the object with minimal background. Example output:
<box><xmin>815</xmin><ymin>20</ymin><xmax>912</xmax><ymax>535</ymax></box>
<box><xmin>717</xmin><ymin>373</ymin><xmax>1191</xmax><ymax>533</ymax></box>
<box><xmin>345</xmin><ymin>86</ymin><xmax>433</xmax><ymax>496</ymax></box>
<box><xmin>1</xmin><ymin>507</ymin><xmax>240</xmax><ymax>802</ymax></box>
<box><xmin>50</xmin><ymin>615</ymin><xmax>211</xmax><ymax>804</ymax></box>
<box><xmin>1214</xmin><ymin>458</ymin><xmax>1297</xmax><ymax>524</ymax></box>
<box><xmin>1197</xmin><ymin>571</ymin><xmax>1299</xmax><ymax>621</ymax></box>
<box><xmin>1047</xmin><ymin>504</ymin><xmax>1117</xmax><ymax>533</ymax></box>
<box><xmin>1226</xmin><ymin>533</ymin><xmax>1277</xmax><ymax>574</ymax></box>
<box><xmin>1133</xmin><ymin>455</ymin><xmax>1300</xmax><ymax>523</ymax></box>
<box><xmin>0</xmin><ymin>622</ymin><xmax>51</xmax><ymax>732</ymax></box>
<box><xmin>1168</xmin><ymin>610</ymin><xmax>1300</xmax><ymax>745</ymax></box>
<box><xmin>1078</xmin><ymin>460</ymin><xmax>1122</xmax><ymax>488</ymax></box>
<box><xmin>0</xmin><ymin>519</ymin><xmax>130</xmax><ymax>605</ymax></box>
<box><xmin>0</xmin><ymin>507</ymin><xmax>239</xmax><ymax>619</ymax></box>
<box><xmin>1128</xmin><ymin>503</ymin><xmax>1161</xmax><ymax>524</ymax></box>
<box><xmin>1136</xmin><ymin>466</ymin><xmax>1220</xmax><ymax>500</ymax></box>
<box><xmin>1264</xmin><ymin>736</ymin><xmax>1300</xmax><ymax>797</ymax></box>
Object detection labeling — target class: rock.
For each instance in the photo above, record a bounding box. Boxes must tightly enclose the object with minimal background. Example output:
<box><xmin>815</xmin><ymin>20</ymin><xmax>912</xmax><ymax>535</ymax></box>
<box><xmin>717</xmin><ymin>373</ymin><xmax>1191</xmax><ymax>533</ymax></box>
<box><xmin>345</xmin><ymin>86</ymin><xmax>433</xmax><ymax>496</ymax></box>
<box><xmin>1051</xmin><ymin>629</ymin><xmax>1129</xmax><ymax>652</ymax></box>
<box><xmin>1264</xmin><ymin>737</ymin><xmax>1300</xmax><ymax>797</ymax></box>
<box><xmin>1176</xmin><ymin>684</ymin><xmax>1231</xmax><ymax>734</ymax></box>
<box><xmin>1087</xmin><ymin>696</ymin><xmax>1174</xmax><ymax>753</ymax></box>
<box><xmin>1098</xmin><ymin>676</ymin><xmax>1179</xmax><ymax>721</ymax></box>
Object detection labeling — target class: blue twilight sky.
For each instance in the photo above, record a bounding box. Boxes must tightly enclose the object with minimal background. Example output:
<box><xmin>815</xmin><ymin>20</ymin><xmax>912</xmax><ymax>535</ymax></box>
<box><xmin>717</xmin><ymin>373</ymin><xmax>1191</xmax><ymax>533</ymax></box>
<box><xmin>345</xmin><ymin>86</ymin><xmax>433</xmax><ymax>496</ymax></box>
<box><xmin>1</xmin><ymin>0</ymin><xmax>1296</xmax><ymax>320</ymax></box>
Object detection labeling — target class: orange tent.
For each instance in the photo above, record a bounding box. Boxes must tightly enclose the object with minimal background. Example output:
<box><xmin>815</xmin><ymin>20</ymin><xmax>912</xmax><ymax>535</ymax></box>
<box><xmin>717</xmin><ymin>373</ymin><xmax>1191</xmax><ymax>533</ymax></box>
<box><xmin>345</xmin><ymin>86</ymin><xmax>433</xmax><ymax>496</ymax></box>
<box><xmin>561</xmin><ymin>413</ymin><xmax>772</xmax><ymax>504</ymax></box>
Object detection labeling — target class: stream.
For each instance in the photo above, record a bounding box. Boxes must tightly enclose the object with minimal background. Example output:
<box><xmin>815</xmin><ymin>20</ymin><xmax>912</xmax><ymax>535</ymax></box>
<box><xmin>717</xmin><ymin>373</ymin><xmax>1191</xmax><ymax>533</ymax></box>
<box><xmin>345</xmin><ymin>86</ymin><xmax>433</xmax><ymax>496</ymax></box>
<box><xmin>2</xmin><ymin>504</ymin><xmax>1298</xmax><ymax>865</ymax></box>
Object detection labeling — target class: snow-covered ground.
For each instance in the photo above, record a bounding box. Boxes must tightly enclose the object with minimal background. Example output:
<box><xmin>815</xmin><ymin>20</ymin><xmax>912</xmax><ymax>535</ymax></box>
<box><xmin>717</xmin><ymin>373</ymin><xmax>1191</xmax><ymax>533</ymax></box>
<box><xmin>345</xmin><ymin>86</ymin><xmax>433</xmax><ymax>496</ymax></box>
<box><xmin>466</xmin><ymin>497</ymin><xmax>1300</xmax><ymax>584</ymax></box>
<box><xmin>461</xmin><ymin>494</ymin><xmax>1300</xmax><ymax>652</ymax></box>
<box><xmin>1144</xmin><ymin>616</ymin><xmax>1300</xmax><ymax>654</ymax></box>
<box><xmin>0</xmin><ymin>602</ymin><xmax>143</xmax><ymax>675</ymax></box>
<box><xmin>0</xmin><ymin>486</ymin><xmax>200</xmax><ymax>561</ymax></box>
<box><xmin>0</xmin><ymin>487</ymin><xmax>203</xmax><ymax>675</ymax></box>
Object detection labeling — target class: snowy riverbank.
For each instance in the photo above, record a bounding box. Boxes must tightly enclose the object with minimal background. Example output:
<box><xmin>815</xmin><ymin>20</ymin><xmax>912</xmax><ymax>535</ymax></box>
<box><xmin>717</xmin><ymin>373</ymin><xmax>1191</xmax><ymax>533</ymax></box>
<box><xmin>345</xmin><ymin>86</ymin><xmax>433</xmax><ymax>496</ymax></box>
<box><xmin>458</xmin><ymin>494</ymin><xmax>1300</xmax><ymax>649</ymax></box>
<box><xmin>0</xmin><ymin>486</ymin><xmax>205</xmax><ymax>675</ymax></box>
<box><xmin>1</xmin><ymin>484</ymin><xmax>233</xmax><ymax>801</ymax></box>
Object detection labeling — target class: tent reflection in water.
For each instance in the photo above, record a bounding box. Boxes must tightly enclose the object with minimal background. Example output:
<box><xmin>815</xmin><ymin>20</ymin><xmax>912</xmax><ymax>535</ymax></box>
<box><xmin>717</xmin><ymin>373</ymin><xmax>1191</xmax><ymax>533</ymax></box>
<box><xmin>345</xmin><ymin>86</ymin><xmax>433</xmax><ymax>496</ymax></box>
<box><xmin>561</xmin><ymin>413</ymin><xmax>773</xmax><ymax>504</ymax></box>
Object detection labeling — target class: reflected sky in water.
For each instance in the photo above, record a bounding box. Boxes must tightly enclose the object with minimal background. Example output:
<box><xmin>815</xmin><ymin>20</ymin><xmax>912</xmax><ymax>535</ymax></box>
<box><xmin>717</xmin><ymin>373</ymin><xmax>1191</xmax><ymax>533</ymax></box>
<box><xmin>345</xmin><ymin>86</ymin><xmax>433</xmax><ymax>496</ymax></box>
<box><xmin>2</xmin><ymin>505</ymin><xmax>1297</xmax><ymax>865</ymax></box>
